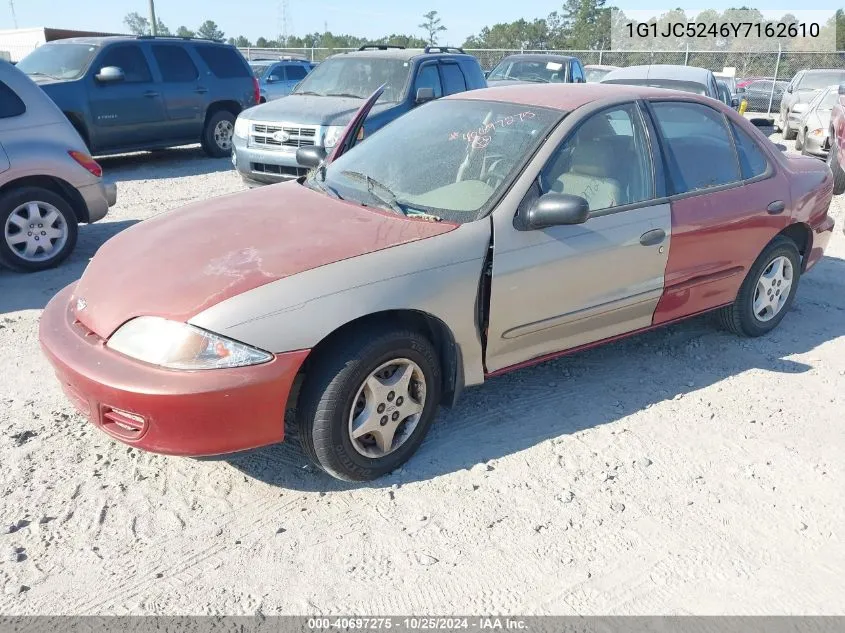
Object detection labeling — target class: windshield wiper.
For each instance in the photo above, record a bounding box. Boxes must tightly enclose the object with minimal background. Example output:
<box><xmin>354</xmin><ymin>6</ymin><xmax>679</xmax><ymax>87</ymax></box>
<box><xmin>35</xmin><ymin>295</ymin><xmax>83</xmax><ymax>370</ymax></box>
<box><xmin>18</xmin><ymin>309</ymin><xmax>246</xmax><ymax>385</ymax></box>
<box><xmin>26</xmin><ymin>71</ymin><xmax>60</xmax><ymax>80</ymax></box>
<box><xmin>326</xmin><ymin>92</ymin><xmax>364</xmax><ymax>99</ymax></box>
<box><xmin>340</xmin><ymin>170</ymin><xmax>406</xmax><ymax>215</ymax></box>
<box><xmin>294</xmin><ymin>90</ymin><xmax>323</xmax><ymax>96</ymax></box>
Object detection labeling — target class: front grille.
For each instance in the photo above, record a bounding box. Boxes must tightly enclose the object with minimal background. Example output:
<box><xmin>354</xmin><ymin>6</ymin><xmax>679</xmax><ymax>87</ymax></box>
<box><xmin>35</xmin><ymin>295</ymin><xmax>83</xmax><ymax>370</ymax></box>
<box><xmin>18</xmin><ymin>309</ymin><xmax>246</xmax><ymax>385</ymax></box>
<box><xmin>250</xmin><ymin>123</ymin><xmax>317</xmax><ymax>149</ymax></box>
<box><xmin>251</xmin><ymin>163</ymin><xmax>307</xmax><ymax>178</ymax></box>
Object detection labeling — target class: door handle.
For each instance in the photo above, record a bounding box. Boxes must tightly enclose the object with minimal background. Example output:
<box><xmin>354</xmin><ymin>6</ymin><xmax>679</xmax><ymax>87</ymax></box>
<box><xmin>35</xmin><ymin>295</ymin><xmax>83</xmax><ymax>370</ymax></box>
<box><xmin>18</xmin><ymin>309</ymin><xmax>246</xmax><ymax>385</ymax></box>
<box><xmin>195</xmin><ymin>87</ymin><xmax>209</xmax><ymax>94</ymax></box>
<box><xmin>639</xmin><ymin>228</ymin><xmax>666</xmax><ymax>246</ymax></box>
<box><xmin>143</xmin><ymin>90</ymin><xmax>160</xmax><ymax>98</ymax></box>
<box><xmin>767</xmin><ymin>200</ymin><xmax>786</xmax><ymax>214</ymax></box>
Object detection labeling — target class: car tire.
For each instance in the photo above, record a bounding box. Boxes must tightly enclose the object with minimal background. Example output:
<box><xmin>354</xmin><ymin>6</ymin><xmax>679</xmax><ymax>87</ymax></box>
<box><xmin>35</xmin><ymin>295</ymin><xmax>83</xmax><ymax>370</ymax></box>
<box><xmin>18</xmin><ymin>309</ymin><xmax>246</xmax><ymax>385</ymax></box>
<box><xmin>201</xmin><ymin>110</ymin><xmax>236</xmax><ymax>158</ymax></box>
<box><xmin>0</xmin><ymin>187</ymin><xmax>78</xmax><ymax>273</ymax></box>
<box><xmin>795</xmin><ymin>128</ymin><xmax>804</xmax><ymax>151</ymax></box>
<box><xmin>296</xmin><ymin>326</ymin><xmax>442</xmax><ymax>481</ymax></box>
<box><xmin>782</xmin><ymin>113</ymin><xmax>797</xmax><ymax>140</ymax></box>
<box><xmin>827</xmin><ymin>134</ymin><xmax>845</xmax><ymax>195</ymax></box>
<box><xmin>716</xmin><ymin>236</ymin><xmax>801</xmax><ymax>338</ymax></box>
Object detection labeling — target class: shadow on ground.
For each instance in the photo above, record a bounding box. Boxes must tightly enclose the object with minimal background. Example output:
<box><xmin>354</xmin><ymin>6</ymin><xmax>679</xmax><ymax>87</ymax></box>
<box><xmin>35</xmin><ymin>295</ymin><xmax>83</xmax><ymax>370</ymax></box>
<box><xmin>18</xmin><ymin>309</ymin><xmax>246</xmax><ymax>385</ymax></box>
<box><xmin>227</xmin><ymin>254</ymin><xmax>845</xmax><ymax>492</ymax></box>
<box><xmin>98</xmin><ymin>146</ymin><xmax>233</xmax><ymax>182</ymax></box>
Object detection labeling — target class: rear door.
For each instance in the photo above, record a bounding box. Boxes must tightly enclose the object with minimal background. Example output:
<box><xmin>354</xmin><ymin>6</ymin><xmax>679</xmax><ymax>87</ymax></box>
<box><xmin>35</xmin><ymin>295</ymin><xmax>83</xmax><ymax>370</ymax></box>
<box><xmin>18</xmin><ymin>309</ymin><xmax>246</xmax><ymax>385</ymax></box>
<box><xmin>645</xmin><ymin>100</ymin><xmax>791</xmax><ymax>325</ymax></box>
<box><xmin>87</xmin><ymin>43</ymin><xmax>168</xmax><ymax>149</ymax></box>
<box><xmin>150</xmin><ymin>43</ymin><xmax>205</xmax><ymax>140</ymax></box>
<box><xmin>0</xmin><ymin>79</ymin><xmax>24</xmax><ymax>173</ymax></box>
<box><xmin>485</xmin><ymin>101</ymin><xmax>672</xmax><ymax>373</ymax></box>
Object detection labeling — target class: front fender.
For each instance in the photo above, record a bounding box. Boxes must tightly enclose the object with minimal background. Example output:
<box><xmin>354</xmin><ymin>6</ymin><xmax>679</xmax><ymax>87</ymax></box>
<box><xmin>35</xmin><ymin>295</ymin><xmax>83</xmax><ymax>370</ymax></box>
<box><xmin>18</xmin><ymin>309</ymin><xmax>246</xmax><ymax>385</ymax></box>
<box><xmin>189</xmin><ymin>220</ymin><xmax>492</xmax><ymax>388</ymax></box>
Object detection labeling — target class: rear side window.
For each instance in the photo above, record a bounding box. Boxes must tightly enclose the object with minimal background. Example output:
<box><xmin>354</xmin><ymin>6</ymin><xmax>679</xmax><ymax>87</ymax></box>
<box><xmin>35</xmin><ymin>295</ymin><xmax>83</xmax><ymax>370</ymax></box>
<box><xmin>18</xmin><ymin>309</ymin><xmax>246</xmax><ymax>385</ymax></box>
<box><xmin>0</xmin><ymin>81</ymin><xmax>25</xmax><ymax>118</ymax></box>
<box><xmin>98</xmin><ymin>44</ymin><xmax>152</xmax><ymax>83</ymax></box>
<box><xmin>285</xmin><ymin>65</ymin><xmax>307</xmax><ymax>81</ymax></box>
<box><xmin>571</xmin><ymin>60</ymin><xmax>584</xmax><ymax>83</ymax></box>
<box><xmin>650</xmin><ymin>101</ymin><xmax>740</xmax><ymax>194</ymax></box>
<box><xmin>152</xmin><ymin>45</ymin><xmax>199</xmax><ymax>82</ymax></box>
<box><xmin>415</xmin><ymin>63</ymin><xmax>442</xmax><ymax>98</ymax></box>
<box><xmin>730</xmin><ymin>121</ymin><xmax>769</xmax><ymax>179</ymax></box>
<box><xmin>440</xmin><ymin>62</ymin><xmax>466</xmax><ymax>95</ymax></box>
<box><xmin>194</xmin><ymin>45</ymin><xmax>249</xmax><ymax>79</ymax></box>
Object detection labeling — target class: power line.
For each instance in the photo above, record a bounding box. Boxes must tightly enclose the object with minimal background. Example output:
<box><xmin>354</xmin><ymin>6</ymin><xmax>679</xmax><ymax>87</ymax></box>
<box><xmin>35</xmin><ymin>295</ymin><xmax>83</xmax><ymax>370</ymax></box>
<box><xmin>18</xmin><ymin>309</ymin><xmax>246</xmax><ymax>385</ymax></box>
<box><xmin>9</xmin><ymin>0</ymin><xmax>17</xmax><ymax>29</ymax></box>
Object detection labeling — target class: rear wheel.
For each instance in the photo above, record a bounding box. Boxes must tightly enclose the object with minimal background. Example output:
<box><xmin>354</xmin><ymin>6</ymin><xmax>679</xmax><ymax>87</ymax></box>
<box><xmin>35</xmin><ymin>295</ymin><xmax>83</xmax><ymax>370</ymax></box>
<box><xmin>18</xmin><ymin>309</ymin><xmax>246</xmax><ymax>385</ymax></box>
<box><xmin>297</xmin><ymin>326</ymin><xmax>442</xmax><ymax>481</ymax></box>
<box><xmin>201</xmin><ymin>110</ymin><xmax>236</xmax><ymax>158</ymax></box>
<box><xmin>0</xmin><ymin>187</ymin><xmax>78</xmax><ymax>272</ymax></box>
<box><xmin>717</xmin><ymin>236</ymin><xmax>801</xmax><ymax>337</ymax></box>
<box><xmin>826</xmin><ymin>133</ymin><xmax>845</xmax><ymax>195</ymax></box>
<box><xmin>795</xmin><ymin>128</ymin><xmax>804</xmax><ymax>151</ymax></box>
<box><xmin>782</xmin><ymin>112</ymin><xmax>797</xmax><ymax>140</ymax></box>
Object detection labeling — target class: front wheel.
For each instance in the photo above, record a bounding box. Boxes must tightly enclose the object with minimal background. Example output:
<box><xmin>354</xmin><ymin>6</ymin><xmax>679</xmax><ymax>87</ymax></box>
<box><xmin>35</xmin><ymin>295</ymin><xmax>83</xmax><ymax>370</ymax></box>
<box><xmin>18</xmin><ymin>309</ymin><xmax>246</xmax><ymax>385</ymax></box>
<box><xmin>782</xmin><ymin>113</ymin><xmax>797</xmax><ymax>140</ymax></box>
<box><xmin>827</xmin><ymin>134</ymin><xmax>845</xmax><ymax>195</ymax></box>
<box><xmin>717</xmin><ymin>236</ymin><xmax>801</xmax><ymax>337</ymax></box>
<box><xmin>297</xmin><ymin>327</ymin><xmax>442</xmax><ymax>481</ymax></box>
<box><xmin>201</xmin><ymin>110</ymin><xmax>236</xmax><ymax>158</ymax></box>
<box><xmin>795</xmin><ymin>128</ymin><xmax>804</xmax><ymax>151</ymax></box>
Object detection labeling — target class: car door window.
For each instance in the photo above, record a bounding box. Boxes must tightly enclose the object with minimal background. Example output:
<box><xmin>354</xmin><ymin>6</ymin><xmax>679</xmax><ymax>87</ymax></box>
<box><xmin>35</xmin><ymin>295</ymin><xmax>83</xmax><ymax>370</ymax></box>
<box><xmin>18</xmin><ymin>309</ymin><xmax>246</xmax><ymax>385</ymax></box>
<box><xmin>650</xmin><ymin>101</ymin><xmax>741</xmax><ymax>194</ymax></box>
<box><xmin>730</xmin><ymin>121</ymin><xmax>769</xmax><ymax>180</ymax></box>
<box><xmin>415</xmin><ymin>63</ymin><xmax>442</xmax><ymax>98</ymax></box>
<box><xmin>98</xmin><ymin>44</ymin><xmax>152</xmax><ymax>83</ymax></box>
<box><xmin>541</xmin><ymin>103</ymin><xmax>654</xmax><ymax>212</ymax></box>
<box><xmin>194</xmin><ymin>45</ymin><xmax>250</xmax><ymax>78</ymax></box>
<box><xmin>440</xmin><ymin>62</ymin><xmax>467</xmax><ymax>95</ymax></box>
<box><xmin>151</xmin><ymin>45</ymin><xmax>198</xmax><ymax>82</ymax></box>
<box><xmin>0</xmin><ymin>81</ymin><xmax>25</xmax><ymax>118</ymax></box>
<box><xmin>285</xmin><ymin>65</ymin><xmax>307</xmax><ymax>81</ymax></box>
<box><xmin>571</xmin><ymin>60</ymin><xmax>584</xmax><ymax>83</ymax></box>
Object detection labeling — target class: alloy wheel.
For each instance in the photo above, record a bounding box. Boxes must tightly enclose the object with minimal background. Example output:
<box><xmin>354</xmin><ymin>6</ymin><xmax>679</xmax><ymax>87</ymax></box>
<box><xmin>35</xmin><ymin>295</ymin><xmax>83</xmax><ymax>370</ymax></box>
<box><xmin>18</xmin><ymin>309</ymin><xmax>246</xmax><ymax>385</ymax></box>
<box><xmin>4</xmin><ymin>201</ymin><xmax>68</xmax><ymax>263</ymax></box>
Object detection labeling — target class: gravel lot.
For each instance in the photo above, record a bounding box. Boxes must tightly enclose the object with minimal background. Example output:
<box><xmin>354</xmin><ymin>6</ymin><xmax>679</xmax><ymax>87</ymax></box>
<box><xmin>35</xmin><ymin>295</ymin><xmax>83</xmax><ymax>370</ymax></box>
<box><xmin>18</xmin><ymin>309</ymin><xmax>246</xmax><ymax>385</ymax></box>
<box><xmin>1</xmin><ymin>132</ymin><xmax>844</xmax><ymax>615</ymax></box>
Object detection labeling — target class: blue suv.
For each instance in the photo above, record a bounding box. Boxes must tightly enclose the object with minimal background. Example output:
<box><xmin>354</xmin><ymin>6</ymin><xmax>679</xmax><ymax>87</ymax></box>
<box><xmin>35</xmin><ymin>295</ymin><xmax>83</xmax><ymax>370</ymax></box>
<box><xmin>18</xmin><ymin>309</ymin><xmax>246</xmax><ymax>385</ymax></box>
<box><xmin>248</xmin><ymin>57</ymin><xmax>315</xmax><ymax>102</ymax></box>
<box><xmin>16</xmin><ymin>35</ymin><xmax>259</xmax><ymax>157</ymax></box>
<box><xmin>231</xmin><ymin>45</ymin><xmax>486</xmax><ymax>184</ymax></box>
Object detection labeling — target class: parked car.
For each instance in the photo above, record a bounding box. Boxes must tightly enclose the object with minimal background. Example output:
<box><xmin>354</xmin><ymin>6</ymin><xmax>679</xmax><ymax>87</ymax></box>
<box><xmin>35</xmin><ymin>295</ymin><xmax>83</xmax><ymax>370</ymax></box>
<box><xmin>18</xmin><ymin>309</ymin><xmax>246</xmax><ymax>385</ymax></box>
<box><xmin>231</xmin><ymin>45</ymin><xmax>486</xmax><ymax>185</ymax></box>
<box><xmin>827</xmin><ymin>83</ymin><xmax>845</xmax><ymax>194</ymax></box>
<box><xmin>40</xmin><ymin>83</ymin><xmax>835</xmax><ymax>481</ymax></box>
<box><xmin>737</xmin><ymin>76</ymin><xmax>773</xmax><ymax>89</ymax></box>
<box><xmin>779</xmin><ymin>69</ymin><xmax>845</xmax><ymax>139</ymax></box>
<box><xmin>600</xmin><ymin>65</ymin><xmax>721</xmax><ymax>100</ymax></box>
<box><xmin>793</xmin><ymin>85</ymin><xmax>838</xmax><ymax>158</ymax></box>
<box><xmin>486</xmin><ymin>54</ymin><xmax>586</xmax><ymax>86</ymax></box>
<box><xmin>250</xmin><ymin>57</ymin><xmax>314</xmax><ymax>102</ymax></box>
<box><xmin>0</xmin><ymin>61</ymin><xmax>115</xmax><ymax>272</ymax></box>
<box><xmin>584</xmin><ymin>64</ymin><xmax>619</xmax><ymax>83</ymax></box>
<box><xmin>742</xmin><ymin>79</ymin><xmax>788</xmax><ymax>113</ymax></box>
<box><xmin>15</xmin><ymin>35</ymin><xmax>259</xmax><ymax>158</ymax></box>
<box><xmin>716</xmin><ymin>80</ymin><xmax>741</xmax><ymax>110</ymax></box>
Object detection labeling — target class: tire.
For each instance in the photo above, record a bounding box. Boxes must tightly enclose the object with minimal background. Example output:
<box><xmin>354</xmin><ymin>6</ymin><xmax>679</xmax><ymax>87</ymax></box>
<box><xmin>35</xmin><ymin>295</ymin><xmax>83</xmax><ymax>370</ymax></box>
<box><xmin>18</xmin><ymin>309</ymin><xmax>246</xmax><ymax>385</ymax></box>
<box><xmin>296</xmin><ymin>326</ymin><xmax>442</xmax><ymax>481</ymax></box>
<box><xmin>782</xmin><ymin>113</ymin><xmax>797</xmax><ymax>140</ymax></box>
<box><xmin>716</xmin><ymin>236</ymin><xmax>801</xmax><ymax>337</ymax></box>
<box><xmin>201</xmin><ymin>110</ymin><xmax>236</xmax><ymax>158</ymax></box>
<box><xmin>795</xmin><ymin>128</ymin><xmax>804</xmax><ymax>151</ymax></box>
<box><xmin>827</xmin><ymin>134</ymin><xmax>845</xmax><ymax>195</ymax></box>
<box><xmin>0</xmin><ymin>187</ymin><xmax>78</xmax><ymax>273</ymax></box>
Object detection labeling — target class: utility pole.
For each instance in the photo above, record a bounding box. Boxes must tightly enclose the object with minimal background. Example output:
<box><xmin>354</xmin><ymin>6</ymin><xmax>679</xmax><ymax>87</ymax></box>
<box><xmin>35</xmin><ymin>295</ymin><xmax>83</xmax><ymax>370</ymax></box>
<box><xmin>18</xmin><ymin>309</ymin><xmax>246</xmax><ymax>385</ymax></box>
<box><xmin>148</xmin><ymin>0</ymin><xmax>158</xmax><ymax>36</ymax></box>
<box><xmin>9</xmin><ymin>0</ymin><xmax>17</xmax><ymax>29</ymax></box>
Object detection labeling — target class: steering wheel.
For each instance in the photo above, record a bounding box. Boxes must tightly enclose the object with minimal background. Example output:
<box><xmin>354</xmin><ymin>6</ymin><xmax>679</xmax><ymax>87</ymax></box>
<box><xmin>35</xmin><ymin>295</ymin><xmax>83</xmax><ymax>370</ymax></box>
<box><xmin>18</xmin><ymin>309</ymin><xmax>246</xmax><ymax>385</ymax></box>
<box><xmin>482</xmin><ymin>156</ymin><xmax>515</xmax><ymax>189</ymax></box>
<box><xmin>521</xmin><ymin>73</ymin><xmax>548</xmax><ymax>83</ymax></box>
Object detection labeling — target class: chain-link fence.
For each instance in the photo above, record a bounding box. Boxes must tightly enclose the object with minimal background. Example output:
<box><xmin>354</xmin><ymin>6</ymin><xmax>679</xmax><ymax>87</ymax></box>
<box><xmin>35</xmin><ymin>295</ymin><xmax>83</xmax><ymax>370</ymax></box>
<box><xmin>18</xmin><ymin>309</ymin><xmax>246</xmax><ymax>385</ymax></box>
<box><xmin>0</xmin><ymin>42</ymin><xmax>42</xmax><ymax>62</ymax></box>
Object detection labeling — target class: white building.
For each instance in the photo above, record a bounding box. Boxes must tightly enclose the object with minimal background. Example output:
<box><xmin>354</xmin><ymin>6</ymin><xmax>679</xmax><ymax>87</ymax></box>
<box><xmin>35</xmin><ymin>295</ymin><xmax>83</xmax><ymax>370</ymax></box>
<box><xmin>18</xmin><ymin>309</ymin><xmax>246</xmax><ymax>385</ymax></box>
<box><xmin>0</xmin><ymin>27</ymin><xmax>118</xmax><ymax>62</ymax></box>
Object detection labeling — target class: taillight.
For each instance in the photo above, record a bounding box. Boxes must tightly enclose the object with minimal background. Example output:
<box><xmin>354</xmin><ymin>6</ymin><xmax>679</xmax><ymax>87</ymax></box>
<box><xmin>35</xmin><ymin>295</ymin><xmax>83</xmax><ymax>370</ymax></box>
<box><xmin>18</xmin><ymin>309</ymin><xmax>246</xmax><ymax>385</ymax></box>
<box><xmin>252</xmin><ymin>77</ymin><xmax>260</xmax><ymax>104</ymax></box>
<box><xmin>68</xmin><ymin>150</ymin><xmax>102</xmax><ymax>178</ymax></box>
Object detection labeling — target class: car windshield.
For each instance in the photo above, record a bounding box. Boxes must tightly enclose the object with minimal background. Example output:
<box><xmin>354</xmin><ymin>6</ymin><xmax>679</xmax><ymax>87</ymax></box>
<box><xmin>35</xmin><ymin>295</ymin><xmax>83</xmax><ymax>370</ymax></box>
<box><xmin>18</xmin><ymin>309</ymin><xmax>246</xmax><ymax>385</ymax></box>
<box><xmin>488</xmin><ymin>59</ymin><xmax>568</xmax><ymax>83</ymax></box>
<box><xmin>250</xmin><ymin>63</ymin><xmax>271</xmax><ymax>78</ymax></box>
<box><xmin>312</xmin><ymin>99</ymin><xmax>561</xmax><ymax>223</ymax></box>
<box><xmin>292</xmin><ymin>57</ymin><xmax>410</xmax><ymax>102</ymax></box>
<box><xmin>585</xmin><ymin>67</ymin><xmax>613</xmax><ymax>83</ymax></box>
<box><xmin>603</xmin><ymin>78</ymin><xmax>707</xmax><ymax>95</ymax></box>
<box><xmin>16</xmin><ymin>42</ymin><xmax>98</xmax><ymax>80</ymax></box>
<box><xmin>799</xmin><ymin>71</ymin><xmax>845</xmax><ymax>91</ymax></box>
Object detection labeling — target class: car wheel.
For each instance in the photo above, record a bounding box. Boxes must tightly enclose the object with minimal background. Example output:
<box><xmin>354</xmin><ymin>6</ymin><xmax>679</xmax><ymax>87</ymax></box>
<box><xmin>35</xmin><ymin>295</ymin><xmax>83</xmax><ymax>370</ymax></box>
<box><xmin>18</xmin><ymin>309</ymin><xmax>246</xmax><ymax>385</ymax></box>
<box><xmin>297</xmin><ymin>326</ymin><xmax>442</xmax><ymax>481</ymax></box>
<box><xmin>201</xmin><ymin>110</ymin><xmax>236</xmax><ymax>158</ymax></box>
<box><xmin>795</xmin><ymin>128</ymin><xmax>804</xmax><ymax>151</ymax></box>
<box><xmin>717</xmin><ymin>236</ymin><xmax>801</xmax><ymax>337</ymax></box>
<box><xmin>827</xmin><ymin>134</ymin><xmax>845</xmax><ymax>195</ymax></box>
<box><xmin>0</xmin><ymin>187</ymin><xmax>78</xmax><ymax>273</ymax></box>
<box><xmin>782</xmin><ymin>113</ymin><xmax>797</xmax><ymax>140</ymax></box>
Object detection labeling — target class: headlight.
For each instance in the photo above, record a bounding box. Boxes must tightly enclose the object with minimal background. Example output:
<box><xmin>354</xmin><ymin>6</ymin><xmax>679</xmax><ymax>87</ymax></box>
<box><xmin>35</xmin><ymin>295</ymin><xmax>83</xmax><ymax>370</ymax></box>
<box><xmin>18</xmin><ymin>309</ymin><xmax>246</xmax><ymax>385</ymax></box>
<box><xmin>107</xmin><ymin>317</ymin><xmax>272</xmax><ymax>370</ymax></box>
<box><xmin>234</xmin><ymin>116</ymin><xmax>250</xmax><ymax>139</ymax></box>
<box><xmin>810</xmin><ymin>128</ymin><xmax>824</xmax><ymax>137</ymax></box>
<box><xmin>323</xmin><ymin>125</ymin><xmax>345</xmax><ymax>148</ymax></box>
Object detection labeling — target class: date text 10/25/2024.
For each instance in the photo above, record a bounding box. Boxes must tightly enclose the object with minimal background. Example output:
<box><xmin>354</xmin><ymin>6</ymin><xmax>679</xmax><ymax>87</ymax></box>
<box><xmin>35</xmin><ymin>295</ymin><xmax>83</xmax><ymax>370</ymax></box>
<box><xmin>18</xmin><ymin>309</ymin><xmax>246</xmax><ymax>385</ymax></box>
<box><xmin>307</xmin><ymin>617</ymin><xmax>528</xmax><ymax>630</ymax></box>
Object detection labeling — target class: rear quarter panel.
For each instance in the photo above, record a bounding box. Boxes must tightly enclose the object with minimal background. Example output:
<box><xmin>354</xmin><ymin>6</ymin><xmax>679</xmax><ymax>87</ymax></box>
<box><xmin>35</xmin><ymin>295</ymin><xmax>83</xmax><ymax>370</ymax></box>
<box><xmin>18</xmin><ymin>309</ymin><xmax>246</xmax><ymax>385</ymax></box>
<box><xmin>832</xmin><ymin>96</ymin><xmax>845</xmax><ymax>163</ymax></box>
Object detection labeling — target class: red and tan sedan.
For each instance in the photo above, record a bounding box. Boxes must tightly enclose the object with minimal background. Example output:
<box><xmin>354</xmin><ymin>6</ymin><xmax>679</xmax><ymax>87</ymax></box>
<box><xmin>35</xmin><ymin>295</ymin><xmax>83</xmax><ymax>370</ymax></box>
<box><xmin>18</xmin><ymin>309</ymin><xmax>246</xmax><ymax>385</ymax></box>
<box><xmin>40</xmin><ymin>84</ymin><xmax>835</xmax><ymax>481</ymax></box>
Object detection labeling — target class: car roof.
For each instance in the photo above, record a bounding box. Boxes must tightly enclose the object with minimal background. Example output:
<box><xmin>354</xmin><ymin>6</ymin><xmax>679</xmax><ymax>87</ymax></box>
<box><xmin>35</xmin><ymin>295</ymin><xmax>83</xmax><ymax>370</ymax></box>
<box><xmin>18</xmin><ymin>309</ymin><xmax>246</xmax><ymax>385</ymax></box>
<box><xmin>334</xmin><ymin>48</ymin><xmax>472</xmax><ymax>61</ymax></box>
<box><xmin>41</xmin><ymin>35</ymin><xmax>230</xmax><ymax>47</ymax></box>
<box><xmin>602</xmin><ymin>64</ymin><xmax>713</xmax><ymax>84</ymax></box>
<box><xmin>584</xmin><ymin>64</ymin><xmax>619</xmax><ymax>70</ymax></box>
<box><xmin>803</xmin><ymin>68</ymin><xmax>845</xmax><ymax>75</ymax></box>
<box><xmin>448</xmin><ymin>82</ymin><xmax>701</xmax><ymax>111</ymax></box>
<box><xmin>496</xmin><ymin>53</ymin><xmax>575</xmax><ymax>63</ymax></box>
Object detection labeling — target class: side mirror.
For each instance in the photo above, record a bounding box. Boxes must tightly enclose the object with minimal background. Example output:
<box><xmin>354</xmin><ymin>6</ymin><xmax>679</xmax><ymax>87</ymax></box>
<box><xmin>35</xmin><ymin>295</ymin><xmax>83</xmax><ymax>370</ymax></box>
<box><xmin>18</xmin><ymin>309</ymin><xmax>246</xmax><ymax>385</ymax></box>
<box><xmin>415</xmin><ymin>87</ymin><xmax>435</xmax><ymax>104</ymax></box>
<box><xmin>519</xmin><ymin>192</ymin><xmax>589</xmax><ymax>231</ymax></box>
<box><xmin>786</xmin><ymin>85</ymin><xmax>793</xmax><ymax>94</ymax></box>
<box><xmin>95</xmin><ymin>66</ymin><xmax>125</xmax><ymax>83</ymax></box>
<box><xmin>484</xmin><ymin>70</ymin><xmax>491</xmax><ymax>78</ymax></box>
<box><xmin>731</xmin><ymin>97</ymin><xmax>740</xmax><ymax>108</ymax></box>
<box><xmin>296</xmin><ymin>146</ymin><xmax>327</xmax><ymax>168</ymax></box>
<box><xmin>267</xmin><ymin>74</ymin><xmax>282</xmax><ymax>83</ymax></box>
<box><xmin>838</xmin><ymin>83</ymin><xmax>845</xmax><ymax>96</ymax></box>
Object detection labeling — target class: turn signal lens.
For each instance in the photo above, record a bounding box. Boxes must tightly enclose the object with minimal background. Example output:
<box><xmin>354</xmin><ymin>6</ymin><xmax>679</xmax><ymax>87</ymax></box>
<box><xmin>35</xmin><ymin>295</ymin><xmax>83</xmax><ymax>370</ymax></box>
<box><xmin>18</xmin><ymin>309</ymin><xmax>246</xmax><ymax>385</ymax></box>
<box><xmin>810</xmin><ymin>128</ymin><xmax>824</xmax><ymax>137</ymax></box>
<box><xmin>68</xmin><ymin>151</ymin><xmax>102</xmax><ymax>178</ymax></box>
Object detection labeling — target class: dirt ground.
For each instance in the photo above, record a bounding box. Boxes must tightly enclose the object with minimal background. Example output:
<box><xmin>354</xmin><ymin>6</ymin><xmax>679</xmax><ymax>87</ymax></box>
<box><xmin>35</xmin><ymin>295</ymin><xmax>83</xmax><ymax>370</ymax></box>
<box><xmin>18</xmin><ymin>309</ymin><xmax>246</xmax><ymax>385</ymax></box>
<box><xmin>1</xmin><ymin>134</ymin><xmax>844</xmax><ymax>615</ymax></box>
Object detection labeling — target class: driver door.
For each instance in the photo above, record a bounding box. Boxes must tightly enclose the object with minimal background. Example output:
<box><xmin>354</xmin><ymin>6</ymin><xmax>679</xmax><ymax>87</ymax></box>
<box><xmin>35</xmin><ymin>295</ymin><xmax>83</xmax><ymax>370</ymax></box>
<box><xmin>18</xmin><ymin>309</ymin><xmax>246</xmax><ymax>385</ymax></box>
<box><xmin>485</xmin><ymin>102</ymin><xmax>672</xmax><ymax>374</ymax></box>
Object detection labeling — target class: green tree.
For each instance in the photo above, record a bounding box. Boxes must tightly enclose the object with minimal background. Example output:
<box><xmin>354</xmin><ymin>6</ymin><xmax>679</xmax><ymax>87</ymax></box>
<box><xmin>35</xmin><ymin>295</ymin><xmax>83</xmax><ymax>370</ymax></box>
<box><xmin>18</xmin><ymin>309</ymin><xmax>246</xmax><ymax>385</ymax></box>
<box><xmin>419</xmin><ymin>10</ymin><xmax>447</xmax><ymax>45</ymax></box>
<box><xmin>197</xmin><ymin>20</ymin><xmax>225</xmax><ymax>41</ymax></box>
<box><xmin>463</xmin><ymin>19</ymin><xmax>551</xmax><ymax>49</ymax></box>
<box><xmin>123</xmin><ymin>12</ymin><xmax>169</xmax><ymax>36</ymax></box>
<box><xmin>176</xmin><ymin>25</ymin><xmax>195</xmax><ymax>38</ymax></box>
<box><xmin>234</xmin><ymin>35</ymin><xmax>252</xmax><ymax>47</ymax></box>
<box><xmin>558</xmin><ymin>0</ymin><xmax>610</xmax><ymax>49</ymax></box>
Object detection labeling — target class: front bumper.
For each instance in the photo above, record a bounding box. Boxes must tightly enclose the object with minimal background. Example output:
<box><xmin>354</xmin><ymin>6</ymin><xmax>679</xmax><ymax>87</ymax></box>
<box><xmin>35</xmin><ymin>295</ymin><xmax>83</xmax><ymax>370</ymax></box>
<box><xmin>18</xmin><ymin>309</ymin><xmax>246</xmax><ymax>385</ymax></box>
<box><xmin>231</xmin><ymin>136</ymin><xmax>313</xmax><ymax>184</ymax></box>
<box><xmin>39</xmin><ymin>284</ymin><xmax>310</xmax><ymax>456</ymax></box>
<box><xmin>78</xmin><ymin>181</ymin><xmax>117</xmax><ymax>223</ymax></box>
<box><xmin>803</xmin><ymin>134</ymin><xmax>829</xmax><ymax>157</ymax></box>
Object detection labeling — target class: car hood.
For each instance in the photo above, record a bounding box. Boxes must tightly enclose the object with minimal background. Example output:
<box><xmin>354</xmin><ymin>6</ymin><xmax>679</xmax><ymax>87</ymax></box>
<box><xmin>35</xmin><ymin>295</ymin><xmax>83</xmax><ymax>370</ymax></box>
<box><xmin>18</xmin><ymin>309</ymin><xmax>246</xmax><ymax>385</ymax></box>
<box><xmin>795</xmin><ymin>89</ymin><xmax>822</xmax><ymax>103</ymax></box>
<box><xmin>243</xmin><ymin>94</ymin><xmax>396</xmax><ymax>126</ymax></box>
<box><xmin>71</xmin><ymin>181</ymin><xmax>456</xmax><ymax>339</ymax></box>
